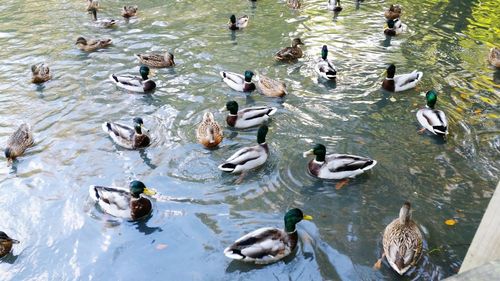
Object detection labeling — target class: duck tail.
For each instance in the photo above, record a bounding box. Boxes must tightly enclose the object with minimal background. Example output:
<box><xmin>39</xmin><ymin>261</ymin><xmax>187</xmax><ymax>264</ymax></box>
<box><xmin>218</xmin><ymin>163</ymin><xmax>236</xmax><ymax>172</ymax></box>
<box><xmin>267</xmin><ymin>107</ymin><xmax>278</xmax><ymax>116</ymax></box>
<box><xmin>219</xmin><ymin>71</ymin><xmax>227</xmax><ymax>79</ymax></box>
<box><xmin>88</xmin><ymin>185</ymin><xmax>100</xmax><ymax>201</ymax></box>
<box><xmin>224</xmin><ymin>247</ymin><xmax>245</xmax><ymax>260</ymax></box>
<box><xmin>102</xmin><ymin>122</ymin><xmax>111</xmax><ymax>133</ymax></box>
<box><xmin>433</xmin><ymin>126</ymin><xmax>447</xmax><ymax>135</ymax></box>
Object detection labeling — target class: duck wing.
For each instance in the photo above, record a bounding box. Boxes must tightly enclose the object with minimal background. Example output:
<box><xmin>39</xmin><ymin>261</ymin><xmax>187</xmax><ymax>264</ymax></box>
<box><xmin>224</xmin><ymin>227</ymin><xmax>290</xmax><ymax>264</ymax></box>
<box><xmin>89</xmin><ymin>185</ymin><xmax>131</xmax><ymax>218</ymax></box>
<box><xmin>109</xmin><ymin>74</ymin><xmax>146</xmax><ymax>92</ymax></box>
<box><xmin>102</xmin><ymin>122</ymin><xmax>135</xmax><ymax>148</ymax></box>
<box><xmin>416</xmin><ymin>108</ymin><xmax>448</xmax><ymax>135</ymax></box>
<box><xmin>220</xmin><ymin>71</ymin><xmax>245</xmax><ymax>91</ymax></box>
<box><xmin>315</xmin><ymin>59</ymin><xmax>337</xmax><ymax>80</ymax></box>
<box><xmin>218</xmin><ymin>145</ymin><xmax>267</xmax><ymax>173</ymax></box>
<box><xmin>236</xmin><ymin>15</ymin><xmax>249</xmax><ymax>28</ymax></box>
<box><xmin>394</xmin><ymin>71</ymin><xmax>423</xmax><ymax>92</ymax></box>
<box><xmin>325</xmin><ymin>154</ymin><xmax>376</xmax><ymax>172</ymax></box>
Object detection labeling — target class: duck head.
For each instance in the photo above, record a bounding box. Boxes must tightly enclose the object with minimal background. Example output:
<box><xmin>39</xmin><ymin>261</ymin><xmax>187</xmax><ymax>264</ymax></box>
<box><xmin>244</xmin><ymin>70</ymin><xmax>254</xmax><ymax>83</ymax></box>
<box><xmin>321</xmin><ymin>45</ymin><xmax>328</xmax><ymax>60</ymax></box>
<box><xmin>257</xmin><ymin>124</ymin><xmax>268</xmax><ymax>144</ymax></box>
<box><xmin>129</xmin><ymin>180</ymin><xmax>156</xmax><ymax>198</ymax></box>
<box><xmin>302</xmin><ymin>143</ymin><xmax>326</xmax><ymax>162</ymax></box>
<box><xmin>426</xmin><ymin>90</ymin><xmax>437</xmax><ymax>109</ymax></box>
<box><xmin>292</xmin><ymin>38</ymin><xmax>304</xmax><ymax>47</ymax></box>
<box><xmin>226</xmin><ymin>101</ymin><xmax>238</xmax><ymax>115</ymax></box>
<box><xmin>284</xmin><ymin>208</ymin><xmax>313</xmax><ymax>232</ymax></box>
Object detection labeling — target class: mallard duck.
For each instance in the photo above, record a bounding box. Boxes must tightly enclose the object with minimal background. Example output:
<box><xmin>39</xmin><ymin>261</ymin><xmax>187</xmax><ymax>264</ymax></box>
<box><xmin>102</xmin><ymin>117</ymin><xmax>150</xmax><ymax>149</ymax></box>
<box><xmin>0</xmin><ymin>231</ymin><xmax>19</xmax><ymax>258</ymax></box>
<box><xmin>86</xmin><ymin>0</ymin><xmax>99</xmax><ymax>12</ymax></box>
<box><xmin>327</xmin><ymin>0</ymin><xmax>342</xmax><ymax>12</ymax></box>
<box><xmin>275</xmin><ymin>38</ymin><xmax>304</xmax><ymax>62</ymax></box>
<box><xmin>256</xmin><ymin>74</ymin><xmax>287</xmax><ymax>97</ymax></box>
<box><xmin>303</xmin><ymin>144</ymin><xmax>377</xmax><ymax>179</ymax></box>
<box><xmin>135</xmin><ymin>51</ymin><xmax>175</xmax><ymax>68</ymax></box>
<box><xmin>382</xmin><ymin>202</ymin><xmax>423</xmax><ymax>275</ymax></box>
<box><xmin>122</xmin><ymin>6</ymin><xmax>138</xmax><ymax>18</ymax></box>
<box><xmin>220</xmin><ymin>70</ymin><xmax>256</xmax><ymax>92</ymax></box>
<box><xmin>488</xmin><ymin>47</ymin><xmax>500</xmax><ymax>68</ymax></box>
<box><xmin>75</xmin><ymin>36</ymin><xmax>112</xmax><ymax>52</ymax></box>
<box><xmin>224</xmin><ymin>208</ymin><xmax>313</xmax><ymax>264</ymax></box>
<box><xmin>224</xmin><ymin>101</ymin><xmax>277</xmax><ymax>129</ymax></box>
<box><xmin>384</xmin><ymin>18</ymin><xmax>403</xmax><ymax>36</ymax></box>
<box><xmin>197</xmin><ymin>112</ymin><xmax>223</xmax><ymax>148</ymax></box>
<box><xmin>228</xmin><ymin>14</ymin><xmax>249</xmax><ymax>30</ymax></box>
<box><xmin>110</xmin><ymin>66</ymin><xmax>156</xmax><ymax>93</ymax></box>
<box><xmin>382</xmin><ymin>64</ymin><xmax>422</xmax><ymax>92</ymax></box>
<box><xmin>31</xmin><ymin>63</ymin><xmax>51</xmax><ymax>84</ymax></box>
<box><xmin>315</xmin><ymin>45</ymin><xmax>337</xmax><ymax>80</ymax></box>
<box><xmin>385</xmin><ymin>4</ymin><xmax>402</xmax><ymax>20</ymax></box>
<box><xmin>218</xmin><ymin>125</ymin><xmax>269</xmax><ymax>173</ymax></box>
<box><xmin>5</xmin><ymin>123</ymin><xmax>34</xmax><ymax>164</ymax></box>
<box><xmin>416</xmin><ymin>90</ymin><xmax>448</xmax><ymax>136</ymax></box>
<box><xmin>89</xmin><ymin>8</ymin><xmax>117</xmax><ymax>28</ymax></box>
<box><xmin>287</xmin><ymin>0</ymin><xmax>301</xmax><ymax>9</ymax></box>
<box><xmin>89</xmin><ymin>180</ymin><xmax>156</xmax><ymax>221</ymax></box>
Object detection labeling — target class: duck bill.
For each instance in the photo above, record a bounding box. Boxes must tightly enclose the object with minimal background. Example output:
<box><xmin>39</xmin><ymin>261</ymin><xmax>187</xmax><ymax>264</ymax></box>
<box><xmin>219</xmin><ymin>105</ymin><xmax>227</xmax><ymax>112</ymax></box>
<box><xmin>143</xmin><ymin>188</ymin><xmax>156</xmax><ymax>196</ymax></box>
<box><xmin>381</xmin><ymin>69</ymin><xmax>387</xmax><ymax>77</ymax></box>
<box><xmin>302</xmin><ymin>149</ymin><xmax>314</xmax><ymax>158</ymax></box>
<box><xmin>303</xmin><ymin>215</ymin><xmax>313</xmax><ymax>221</ymax></box>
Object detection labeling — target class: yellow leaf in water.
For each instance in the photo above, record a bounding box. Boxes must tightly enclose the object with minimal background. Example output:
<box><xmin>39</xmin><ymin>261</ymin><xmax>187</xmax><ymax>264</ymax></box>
<box><xmin>479</xmin><ymin>96</ymin><xmax>494</xmax><ymax>105</ymax></box>
<box><xmin>460</xmin><ymin>93</ymin><xmax>468</xmax><ymax>100</ymax></box>
<box><xmin>445</xmin><ymin>219</ymin><xmax>457</xmax><ymax>226</ymax></box>
<box><xmin>156</xmin><ymin>243</ymin><xmax>168</xmax><ymax>250</ymax></box>
<box><xmin>487</xmin><ymin>113</ymin><xmax>499</xmax><ymax>119</ymax></box>
<box><xmin>456</xmin><ymin>107</ymin><xmax>463</xmax><ymax>113</ymax></box>
<box><xmin>474</xmin><ymin>109</ymin><xmax>482</xmax><ymax>114</ymax></box>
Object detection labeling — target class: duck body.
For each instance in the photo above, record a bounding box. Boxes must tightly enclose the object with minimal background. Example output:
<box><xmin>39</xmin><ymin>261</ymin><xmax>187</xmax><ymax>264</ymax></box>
<box><xmin>303</xmin><ymin>144</ymin><xmax>377</xmax><ymax>180</ymax></box>
<box><xmin>135</xmin><ymin>52</ymin><xmax>175</xmax><ymax>68</ymax></box>
<box><xmin>385</xmin><ymin>4</ymin><xmax>402</xmax><ymax>20</ymax></box>
<box><xmin>220</xmin><ymin>70</ymin><xmax>255</xmax><ymax>92</ymax></box>
<box><xmin>383</xmin><ymin>202</ymin><xmax>423</xmax><ymax>275</ymax></box>
<box><xmin>122</xmin><ymin>6</ymin><xmax>138</xmax><ymax>18</ymax></box>
<box><xmin>224</xmin><ymin>208</ymin><xmax>313</xmax><ymax>264</ymax></box>
<box><xmin>218</xmin><ymin>125</ymin><xmax>269</xmax><ymax>173</ymax></box>
<box><xmin>384</xmin><ymin>19</ymin><xmax>403</xmax><ymax>36</ymax></box>
<box><xmin>315</xmin><ymin>45</ymin><xmax>337</xmax><ymax>80</ymax></box>
<box><xmin>0</xmin><ymin>232</ymin><xmax>19</xmax><ymax>258</ymax></box>
<box><xmin>5</xmin><ymin>123</ymin><xmax>34</xmax><ymax>163</ymax></box>
<box><xmin>90</xmin><ymin>9</ymin><xmax>117</xmax><ymax>28</ymax></box>
<box><xmin>110</xmin><ymin>66</ymin><xmax>156</xmax><ymax>93</ymax></box>
<box><xmin>287</xmin><ymin>0</ymin><xmax>301</xmax><ymax>9</ymax></box>
<box><xmin>75</xmin><ymin>37</ymin><xmax>112</xmax><ymax>52</ymax></box>
<box><xmin>416</xmin><ymin>90</ymin><xmax>448</xmax><ymax>136</ymax></box>
<box><xmin>228</xmin><ymin>15</ymin><xmax>249</xmax><ymax>30</ymax></box>
<box><xmin>197</xmin><ymin>112</ymin><xmax>223</xmax><ymax>148</ymax></box>
<box><xmin>327</xmin><ymin>0</ymin><xmax>342</xmax><ymax>12</ymax></box>
<box><xmin>225</xmin><ymin>101</ymin><xmax>277</xmax><ymax>129</ymax></box>
<box><xmin>382</xmin><ymin>64</ymin><xmax>422</xmax><ymax>92</ymax></box>
<box><xmin>102</xmin><ymin>117</ymin><xmax>150</xmax><ymax>149</ymax></box>
<box><xmin>31</xmin><ymin>63</ymin><xmax>51</xmax><ymax>84</ymax></box>
<box><xmin>488</xmin><ymin>47</ymin><xmax>500</xmax><ymax>68</ymax></box>
<box><xmin>275</xmin><ymin>38</ymin><xmax>304</xmax><ymax>62</ymax></box>
<box><xmin>256</xmin><ymin>74</ymin><xmax>286</xmax><ymax>97</ymax></box>
<box><xmin>89</xmin><ymin>181</ymin><xmax>156</xmax><ymax>221</ymax></box>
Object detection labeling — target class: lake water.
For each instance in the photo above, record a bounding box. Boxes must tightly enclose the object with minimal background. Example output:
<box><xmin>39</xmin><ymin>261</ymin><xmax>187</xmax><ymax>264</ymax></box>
<box><xmin>0</xmin><ymin>0</ymin><xmax>498</xmax><ymax>280</ymax></box>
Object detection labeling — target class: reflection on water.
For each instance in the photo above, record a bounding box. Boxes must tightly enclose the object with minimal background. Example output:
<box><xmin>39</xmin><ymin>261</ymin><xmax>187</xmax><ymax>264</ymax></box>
<box><xmin>0</xmin><ymin>0</ymin><xmax>498</xmax><ymax>280</ymax></box>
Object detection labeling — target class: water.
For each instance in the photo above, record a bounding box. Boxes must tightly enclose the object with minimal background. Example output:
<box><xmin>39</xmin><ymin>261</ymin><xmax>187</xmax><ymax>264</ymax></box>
<box><xmin>0</xmin><ymin>0</ymin><xmax>498</xmax><ymax>280</ymax></box>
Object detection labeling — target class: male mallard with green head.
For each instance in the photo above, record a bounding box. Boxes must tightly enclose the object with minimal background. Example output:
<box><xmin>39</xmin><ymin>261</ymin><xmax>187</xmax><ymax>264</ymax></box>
<box><xmin>382</xmin><ymin>64</ymin><xmax>422</xmax><ymax>92</ymax></box>
<box><xmin>197</xmin><ymin>112</ymin><xmax>223</xmax><ymax>148</ymax></box>
<box><xmin>218</xmin><ymin>125</ymin><xmax>270</xmax><ymax>174</ymax></box>
<box><xmin>122</xmin><ymin>6</ymin><xmax>138</xmax><ymax>18</ymax></box>
<box><xmin>228</xmin><ymin>14</ymin><xmax>249</xmax><ymax>30</ymax></box>
<box><xmin>220</xmin><ymin>70</ymin><xmax>256</xmax><ymax>92</ymax></box>
<box><xmin>0</xmin><ymin>232</ymin><xmax>19</xmax><ymax>258</ymax></box>
<box><xmin>110</xmin><ymin>66</ymin><xmax>156</xmax><ymax>93</ymax></box>
<box><xmin>224</xmin><ymin>208</ymin><xmax>313</xmax><ymax>264</ymax></box>
<box><xmin>89</xmin><ymin>180</ymin><xmax>156</xmax><ymax>221</ymax></box>
<box><xmin>31</xmin><ymin>63</ymin><xmax>51</xmax><ymax>84</ymax></box>
<box><xmin>376</xmin><ymin>202</ymin><xmax>423</xmax><ymax>275</ymax></box>
<box><xmin>5</xmin><ymin>123</ymin><xmax>34</xmax><ymax>164</ymax></box>
<box><xmin>224</xmin><ymin>101</ymin><xmax>277</xmax><ymax>129</ymax></box>
<box><xmin>75</xmin><ymin>36</ymin><xmax>112</xmax><ymax>52</ymax></box>
<box><xmin>303</xmin><ymin>144</ymin><xmax>377</xmax><ymax>179</ymax></box>
<box><xmin>315</xmin><ymin>45</ymin><xmax>337</xmax><ymax>81</ymax></box>
<box><xmin>102</xmin><ymin>117</ymin><xmax>150</xmax><ymax>149</ymax></box>
<box><xmin>416</xmin><ymin>90</ymin><xmax>448</xmax><ymax>136</ymax></box>
<box><xmin>384</xmin><ymin>19</ymin><xmax>403</xmax><ymax>36</ymax></box>
<box><xmin>275</xmin><ymin>38</ymin><xmax>304</xmax><ymax>62</ymax></box>
<box><xmin>89</xmin><ymin>8</ymin><xmax>117</xmax><ymax>28</ymax></box>
<box><xmin>327</xmin><ymin>0</ymin><xmax>342</xmax><ymax>12</ymax></box>
<box><xmin>135</xmin><ymin>51</ymin><xmax>175</xmax><ymax>68</ymax></box>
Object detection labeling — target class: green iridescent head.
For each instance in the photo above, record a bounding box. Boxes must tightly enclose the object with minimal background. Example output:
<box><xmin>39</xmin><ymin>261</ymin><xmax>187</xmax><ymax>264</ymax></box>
<box><xmin>426</xmin><ymin>90</ymin><xmax>437</xmax><ymax>109</ymax></box>
<box><xmin>303</xmin><ymin>143</ymin><xmax>327</xmax><ymax>162</ymax></box>
<box><xmin>139</xmin><ymin>66</ymin><xmax>150</xmax><ymax>80</ymax></box>
<box><xmin>134</xmin><ymin>123</ymin><xmax>143</xmax><ymax>134</ymax></box>
<box><xmin>244</xmin><ymin>70</ymin><xmax>254</xmax><ymax>82</ymax></box>
<box><xmin>321</xmin><ymin>45</ymin><xmax>328</xmax><ymax>60</ymax></box>
<box><xmin>226</xmin><ymin>100</ymin><xmax>238</xmax><ymax>115</ymax></box>
<box><xmin>284</xmin><ymin>208</ymin><xmax>313</xmax><ymax>233</ymax></box>
<box><xmin>257</xmin><ymin>124</ymin><xmax>268</xmax><ymax>144</ymax></box>
<box><xmin>230</xmin><ymin>14</ymin><xmax>236</xmax><ymax>24</ymax></box>
<box><xmin>387</xmin><ymin>19</ymin><xmax>395</xmax><ymax>29</ymax></box>
<box><xmin>129</xmin><ymin>180</ymin><xmax>156</xmax><ymax>198</ymax></box>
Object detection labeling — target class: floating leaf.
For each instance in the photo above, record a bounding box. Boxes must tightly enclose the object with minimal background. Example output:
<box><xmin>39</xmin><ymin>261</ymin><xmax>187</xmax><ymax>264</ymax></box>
<box><xmin>156</xmin><ymin>243</ymin><xmax>168</xmax><ymax>250</ymax></box>
<box><xmin>460</xmin><ymin>93</ymin><xmax>469</xmax><ymax>100</ymax></box>
<box><xmin>474</xmin><ymin>109</ymin><xmax>482</xmax><ymax>114</ymax></box>
<box><xmin>335</xmin><ymin>179</ymin><xmax>349</xmax><ymax>190</ymax></box>
<box><xmin>389</xmin><ymin>97</ymin><xmax>397</xmax><ymax>102</ymax></box>
<box><xmin>456</xmin><ymin>107</ymin><xmax>463</xmax><ymax>113</ymax></box>
<box><xmin>445</xmin><ymin>219</ymin><xmax>457</xmax><ymax>226</ymax></box>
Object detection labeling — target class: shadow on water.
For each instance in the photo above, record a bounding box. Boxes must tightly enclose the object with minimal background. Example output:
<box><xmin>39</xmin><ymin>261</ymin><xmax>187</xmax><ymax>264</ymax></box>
<box><xmin>132</xmin><ymin>218</ymin><xmax>163</xmax><ymax>235</ymax></box>
<box><xmin>0</xmin><ymin>253</ymin><xmax>19</xmax><ymax>264</ymax></box>
<box><xmin>139</xmin><ymin>149</ymin><xmax>157</xmax><ymax>170</ymax></box>
<box><xmin>382</xmin><ymin>35</ymin><xmax>392</xmax><ymax>48</ymax></box>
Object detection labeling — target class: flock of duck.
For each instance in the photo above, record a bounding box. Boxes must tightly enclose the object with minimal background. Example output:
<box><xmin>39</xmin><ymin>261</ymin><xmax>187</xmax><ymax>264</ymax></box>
<box><xmin>2</xmin><ymin>0</ymin><xmax>500</xmax><ymax>277</ymax></box>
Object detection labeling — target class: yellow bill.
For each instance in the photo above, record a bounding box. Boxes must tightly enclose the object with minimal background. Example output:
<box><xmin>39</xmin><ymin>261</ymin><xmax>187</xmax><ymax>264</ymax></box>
<box><xmin>303</xmin><ymin>215</ymin><xmax>313</xmax><ymax>221</ymax></box>
<box><xmin>143</xmin><ymin>188</ymin><xmax>156</xmax><ymax>196</ymax></box>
